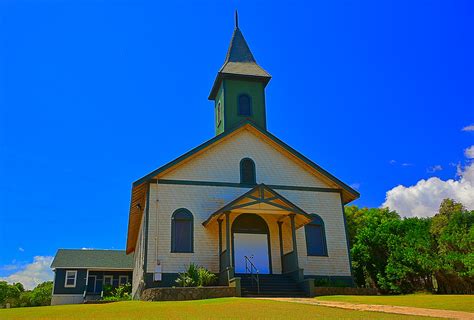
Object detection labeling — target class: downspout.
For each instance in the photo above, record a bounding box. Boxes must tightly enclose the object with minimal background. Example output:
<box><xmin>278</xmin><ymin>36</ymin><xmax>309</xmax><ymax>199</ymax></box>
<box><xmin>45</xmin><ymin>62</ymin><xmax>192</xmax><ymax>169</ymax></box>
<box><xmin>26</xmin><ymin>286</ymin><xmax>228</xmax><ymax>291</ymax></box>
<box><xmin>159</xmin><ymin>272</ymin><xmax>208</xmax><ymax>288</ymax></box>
<box><xmin>142</xmin><ymin>183</ymin><xmax>151</xmax><ymax>289</ymax></box>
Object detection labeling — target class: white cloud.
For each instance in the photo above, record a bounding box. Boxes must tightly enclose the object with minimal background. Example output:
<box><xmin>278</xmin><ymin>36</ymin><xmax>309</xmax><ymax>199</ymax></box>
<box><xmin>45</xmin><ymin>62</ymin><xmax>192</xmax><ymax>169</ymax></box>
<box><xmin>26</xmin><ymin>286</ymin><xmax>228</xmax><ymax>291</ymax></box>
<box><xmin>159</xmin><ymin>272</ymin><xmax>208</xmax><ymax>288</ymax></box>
<box><xmin>427</xmin><ymin>165</ymin><xmax>443</xmax><ymax>173</ymax></box>
<box><xmin>18</xmin><ymin>247</ymin><xmax>24</xmax><ymax>252</ymax></box>
<box><xmin>382</xmin><ymin>146</ymin><xmax>474</xmax><ymax>218</ymax></box>
<box><xmin>462</xmin><ymin>125</ymin><xmax>474</xmax><ymax>132</ymax></box>
<box><xmin>389</xmin><ymin>160</ymin><xmax>414</xmax><ymax>167</ymax></box>
<box><xmin>465</xmin><ymin>146</ymin><xmax>474</xmax><ymax>159</ymax></box>
<box><xmin>350</xmin><ymin>183</ymin><xmax>361</xmax><ymax>190</ymax></box>
<box><xmin>0</xmin><ymin>264</ymin><xmax>21</xmax><ymax>272</ymax></box>
<box><xmin>0</xmin><ymin>256</ymin><xmax>54</xmax><ymax>289</ymax></box>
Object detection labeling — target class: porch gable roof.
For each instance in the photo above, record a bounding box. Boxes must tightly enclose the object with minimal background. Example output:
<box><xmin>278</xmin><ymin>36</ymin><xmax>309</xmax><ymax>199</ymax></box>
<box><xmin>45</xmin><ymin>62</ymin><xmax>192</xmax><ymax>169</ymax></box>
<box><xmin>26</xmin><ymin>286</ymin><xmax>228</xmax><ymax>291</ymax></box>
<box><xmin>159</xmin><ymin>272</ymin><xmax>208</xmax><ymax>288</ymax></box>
<box><xmin>202</xmin><ymin>184</ymin><xmax>312</xmax><ymax>228</ymax></box>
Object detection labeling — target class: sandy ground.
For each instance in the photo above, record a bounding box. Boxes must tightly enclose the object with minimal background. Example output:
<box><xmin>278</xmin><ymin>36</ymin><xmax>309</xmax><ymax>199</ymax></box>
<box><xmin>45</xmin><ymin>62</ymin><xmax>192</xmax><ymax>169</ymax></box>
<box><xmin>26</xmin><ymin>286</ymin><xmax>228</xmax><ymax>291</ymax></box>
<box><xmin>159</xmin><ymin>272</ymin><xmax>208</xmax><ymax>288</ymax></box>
<box><xmin>257</xmin><ymin>298</ymin><xmax>474</xmax><ymax>320</ymax></box>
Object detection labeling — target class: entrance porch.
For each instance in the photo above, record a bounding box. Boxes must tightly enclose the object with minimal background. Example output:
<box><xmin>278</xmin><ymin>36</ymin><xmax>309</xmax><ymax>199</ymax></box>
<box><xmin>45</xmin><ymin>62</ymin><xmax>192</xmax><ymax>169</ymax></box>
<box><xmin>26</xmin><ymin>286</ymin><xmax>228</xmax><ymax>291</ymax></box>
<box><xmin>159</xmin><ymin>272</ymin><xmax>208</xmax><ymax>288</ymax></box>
<box><xmin>203</xmin><ymin>184</ymin><xmax>316</xmax><ymax>296</ymax></box>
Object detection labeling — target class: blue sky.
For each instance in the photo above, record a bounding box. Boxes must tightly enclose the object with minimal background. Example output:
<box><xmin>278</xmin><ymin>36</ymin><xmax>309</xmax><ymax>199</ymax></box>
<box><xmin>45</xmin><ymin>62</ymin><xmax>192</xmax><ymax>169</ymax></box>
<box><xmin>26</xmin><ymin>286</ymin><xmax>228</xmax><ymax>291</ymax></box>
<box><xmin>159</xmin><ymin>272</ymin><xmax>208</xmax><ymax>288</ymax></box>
<box><xmin>0</xmin><ymin>1</ymin><xmax>473</xmax><ymax>287</ymax></box>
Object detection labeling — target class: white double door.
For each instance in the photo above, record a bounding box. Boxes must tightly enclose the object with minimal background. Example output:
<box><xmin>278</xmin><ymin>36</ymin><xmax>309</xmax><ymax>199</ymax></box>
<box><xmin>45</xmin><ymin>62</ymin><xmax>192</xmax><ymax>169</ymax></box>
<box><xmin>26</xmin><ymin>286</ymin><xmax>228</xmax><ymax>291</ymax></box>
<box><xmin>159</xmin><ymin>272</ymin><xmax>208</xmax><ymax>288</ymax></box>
<box><xmin>233</xmin><ymin>233</ymin><xmax>270</xmax><ymax>274</ymax></box>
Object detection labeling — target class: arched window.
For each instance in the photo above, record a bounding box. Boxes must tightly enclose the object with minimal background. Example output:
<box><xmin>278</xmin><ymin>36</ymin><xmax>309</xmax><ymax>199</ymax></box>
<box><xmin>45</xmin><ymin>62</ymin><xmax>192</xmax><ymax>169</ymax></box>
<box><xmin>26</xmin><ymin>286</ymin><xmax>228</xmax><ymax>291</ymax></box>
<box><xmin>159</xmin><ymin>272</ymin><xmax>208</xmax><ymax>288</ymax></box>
<box><xmin>240</xmin><ymin>158</ymin><xmax>256</xmax><ymax>185</ymax></box>
<box><xmin>238</xmin><ymin>94</ymin><xmax>251</xmax><ymax>116</ymax></box>
<box><xmin>171</xmin><ymin>208</ymin><xmax>193</xmax><ymax>253</ymax></box>
<box><xmin>305</xmin><ymin>214</ymin><xmax>327</xmax><ymax>256</ymax></box>
<box><xmin>216</xmin><ymin>101</ymin><xmax>222</xmax><ymax>127</ymax></box>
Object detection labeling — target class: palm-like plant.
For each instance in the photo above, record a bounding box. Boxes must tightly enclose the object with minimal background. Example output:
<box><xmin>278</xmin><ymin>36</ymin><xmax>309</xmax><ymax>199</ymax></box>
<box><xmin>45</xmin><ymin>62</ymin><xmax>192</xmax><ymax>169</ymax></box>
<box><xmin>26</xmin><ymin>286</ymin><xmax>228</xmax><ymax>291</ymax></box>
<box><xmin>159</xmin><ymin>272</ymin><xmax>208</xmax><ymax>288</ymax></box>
<box><xmin>175</xmin><ymin>263</ymin><xmax>217</xmax><ymax>287</ymax></box>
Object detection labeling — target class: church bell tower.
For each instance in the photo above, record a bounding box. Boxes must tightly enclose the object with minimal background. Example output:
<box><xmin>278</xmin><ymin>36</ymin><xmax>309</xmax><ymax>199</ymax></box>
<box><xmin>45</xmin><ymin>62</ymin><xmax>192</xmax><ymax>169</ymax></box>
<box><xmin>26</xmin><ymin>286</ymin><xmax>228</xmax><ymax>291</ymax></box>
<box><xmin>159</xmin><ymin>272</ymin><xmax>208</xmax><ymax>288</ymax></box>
<box><xmin>209</xmin><ymin>12</ymin><xmax>272</xmax><ymax>135</ymax></box>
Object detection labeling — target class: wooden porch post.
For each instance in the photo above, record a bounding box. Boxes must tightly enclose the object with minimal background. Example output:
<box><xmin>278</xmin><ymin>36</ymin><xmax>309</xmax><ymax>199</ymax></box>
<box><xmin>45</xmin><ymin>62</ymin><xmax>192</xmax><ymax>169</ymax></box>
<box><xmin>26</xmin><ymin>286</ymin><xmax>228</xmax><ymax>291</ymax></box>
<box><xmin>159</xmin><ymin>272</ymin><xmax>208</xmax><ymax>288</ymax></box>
<box><xmin>277</xmin><ymin>221</ymin><xmax>284</xmax><ymax>271</ymax></box>
<box><xmin>225</xmin><ymin>211</ymin><xmax>231</xmax><ymax>268</ymax></box>
<box><xmin>289</xmin><ymin>214</ymin><xmax>299</xmax><ymax>270</ymax></box>
<box><xmin>218</xmin><ymin>219</ymin><xmax>223</xmax><ymax>271</ymax></box>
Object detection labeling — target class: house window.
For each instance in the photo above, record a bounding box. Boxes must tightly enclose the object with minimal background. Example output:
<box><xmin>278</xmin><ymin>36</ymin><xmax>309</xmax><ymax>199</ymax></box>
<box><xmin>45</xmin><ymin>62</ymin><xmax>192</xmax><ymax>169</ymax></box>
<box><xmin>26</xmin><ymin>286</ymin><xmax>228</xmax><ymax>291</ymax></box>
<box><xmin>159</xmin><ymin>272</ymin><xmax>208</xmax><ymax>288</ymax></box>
<box><xmin>64</xmin><ymin>270</ymin><xmax>77</xmax><ymax>288</ymax></box>
<box><xmin>171</xmin><ymin>208</ymin><xmax>193</xmax><ymax>253</ymax></box>
<box><xmin>238</xmin><ymin>94</ymin><xmax>251</xmax><ymax>116</ymax></box>
<box><xmin>240</xmin><ymin>158</ymin><xmax>256</xmax><ymax>185</ymax></box>
<box><xmin>305</xmin><ymin>214</ymin><xmax>328</xmax><ymax>256</ymax></box>
<box><xmin>104</xmin><ymin>275</ymin><xmax>113</xmax><ymax>286</ymax></box>
<box><xmin>119</xmin><ymin>275</ymin><xmax>129</xmax><ymax>286</ymax></box>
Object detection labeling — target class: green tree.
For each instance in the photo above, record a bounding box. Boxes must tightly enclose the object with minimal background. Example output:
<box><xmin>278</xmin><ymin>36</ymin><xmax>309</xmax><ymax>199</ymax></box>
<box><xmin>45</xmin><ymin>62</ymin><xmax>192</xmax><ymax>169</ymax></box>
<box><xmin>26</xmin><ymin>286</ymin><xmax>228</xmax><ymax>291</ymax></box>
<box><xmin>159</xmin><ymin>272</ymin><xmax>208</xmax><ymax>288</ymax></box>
<box><xmin>430</xmin><ymin>199</ymin><xmax>474</xmax><ymax>293</ymax></box>
<box><xmin>30</xmin><ymin>281</ymin><xmax>53</xmax><ymax>306</ymax></box>
<box><xmin>13</xmin><ymin>283</ymin><xmax>25</xmax><ymax>293</ymax></box>
<box><xmin>18</xmin><ymin>291</ymin><xmax>33</xmax><ymax>308</ymax></box>
<box><xmin>381</xmin><ymin>217</ymin><xmax>436</xmax><ymax>293</ymax></box>
<box><xmin>344</xmin><ymin>206</ymin><xmax>400</xmax><ymax>289</ymax></box>
<box><xmin>0</xmin><ymin>281</ymin><xmax>9</xmax><ymax>305</ymax></box>
<box><xmin>345</xmin><ymin>199</ymin><xmax>473</xmax><ymax>294</ymax></box>
<box><xmin>0</xmin><ymin>281</ymin><xmax>21</xmax><ymax>307</ymax></box>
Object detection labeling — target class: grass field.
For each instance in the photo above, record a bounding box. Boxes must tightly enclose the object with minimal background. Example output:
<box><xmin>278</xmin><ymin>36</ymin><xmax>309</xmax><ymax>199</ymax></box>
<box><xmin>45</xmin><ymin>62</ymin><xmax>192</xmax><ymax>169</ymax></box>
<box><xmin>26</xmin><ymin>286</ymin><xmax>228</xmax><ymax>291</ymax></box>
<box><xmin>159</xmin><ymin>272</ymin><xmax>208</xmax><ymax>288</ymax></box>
<box><xmin>0</xmin><ymin>298</ymin><xmax>438</xmax><ymax>320</ymax></box>
<box><xmin>316</xmin><ymin>294</ymin><xmax>474</xmax><ymax>312</ymax></box>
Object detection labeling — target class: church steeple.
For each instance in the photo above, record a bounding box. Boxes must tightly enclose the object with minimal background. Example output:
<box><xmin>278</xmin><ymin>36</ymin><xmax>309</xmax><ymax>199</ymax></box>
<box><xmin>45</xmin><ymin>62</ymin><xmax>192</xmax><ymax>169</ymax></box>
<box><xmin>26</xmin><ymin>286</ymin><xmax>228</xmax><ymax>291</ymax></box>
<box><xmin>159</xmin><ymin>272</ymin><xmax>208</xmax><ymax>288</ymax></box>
<box><xmin>209</xmin><ymin>12</ymin><xmax>271</xmax><ymax>135</ymax></box>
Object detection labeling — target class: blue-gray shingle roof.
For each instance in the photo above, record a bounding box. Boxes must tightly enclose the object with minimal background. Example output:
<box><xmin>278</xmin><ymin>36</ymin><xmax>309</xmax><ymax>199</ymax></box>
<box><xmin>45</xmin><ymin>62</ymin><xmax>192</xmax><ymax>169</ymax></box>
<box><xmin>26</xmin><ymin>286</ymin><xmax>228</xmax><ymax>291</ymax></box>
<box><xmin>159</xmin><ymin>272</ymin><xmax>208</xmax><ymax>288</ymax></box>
<box><xmin>209</xmin><ymin>26</ymin><xmax>271</xmax><ymax>100</ymax></box>
<box><xmin>51</xmin><ymin>249</ymin><xmax>133</xmax><ymax>269</ymax></box>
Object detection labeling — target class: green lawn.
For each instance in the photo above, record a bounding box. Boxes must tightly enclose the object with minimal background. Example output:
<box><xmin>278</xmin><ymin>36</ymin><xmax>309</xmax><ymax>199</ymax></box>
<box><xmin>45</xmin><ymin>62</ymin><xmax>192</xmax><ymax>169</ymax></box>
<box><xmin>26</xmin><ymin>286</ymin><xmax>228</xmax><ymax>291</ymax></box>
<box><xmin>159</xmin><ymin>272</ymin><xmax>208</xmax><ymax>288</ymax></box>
<box><xmin>0</xmin><ymin>298</ymin><xmax>437</xmax><ymax>320</ymax></box>
<box><xmin>316</xmin><ymin>294</ymin><xmax>474</xmax><ymax>312</ymax></box>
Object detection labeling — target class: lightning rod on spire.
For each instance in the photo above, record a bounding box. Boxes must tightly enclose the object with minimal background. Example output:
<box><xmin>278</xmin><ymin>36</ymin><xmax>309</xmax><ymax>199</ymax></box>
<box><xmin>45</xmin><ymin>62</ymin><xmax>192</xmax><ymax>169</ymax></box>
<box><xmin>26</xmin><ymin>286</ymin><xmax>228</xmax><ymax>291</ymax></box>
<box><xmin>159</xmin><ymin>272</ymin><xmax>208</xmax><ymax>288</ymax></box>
<box><xmin>235</xmin><ymin>10</ymin><xmax>239</xmax><ymax>29</ymax></box>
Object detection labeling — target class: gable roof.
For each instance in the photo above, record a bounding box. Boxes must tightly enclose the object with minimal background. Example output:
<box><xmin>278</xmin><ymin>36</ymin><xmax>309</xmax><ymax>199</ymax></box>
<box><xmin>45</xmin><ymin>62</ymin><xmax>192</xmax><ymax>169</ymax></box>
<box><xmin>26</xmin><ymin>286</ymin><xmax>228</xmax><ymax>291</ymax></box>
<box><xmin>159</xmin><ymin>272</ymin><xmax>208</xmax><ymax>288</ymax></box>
<box><xmin>203</xmin><ymin>183</ymin><xmax>313</xmax><ymax>228</ymax></box>
<box><xmin>209</xmin><ymin>26</ymin><xmax>271</xmax><ymax>100</ymax></box>
<box><xmin>132</xmin><ymin>120</ymin><xmax>359</xmax><ymax>199</ymax></box>
<box><xmin>51</xmin><ymin>249</ymin><xmax>133</xmax><ymax>269</ymax></box>
<box><xmin>126</xmin><ymin>120</ymin><xmax>359</xmax><ymax>253</ymax></box>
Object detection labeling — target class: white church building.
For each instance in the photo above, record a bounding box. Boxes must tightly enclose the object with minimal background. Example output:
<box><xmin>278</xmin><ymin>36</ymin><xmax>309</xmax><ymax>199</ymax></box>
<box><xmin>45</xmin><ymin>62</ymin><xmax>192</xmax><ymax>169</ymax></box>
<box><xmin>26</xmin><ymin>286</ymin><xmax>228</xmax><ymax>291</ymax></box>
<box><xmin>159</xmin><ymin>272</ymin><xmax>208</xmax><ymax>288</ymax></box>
<box><xmin>126</xmin><ymin>16</ymin><xmax>359</xmax><ymax>298</ymax></box>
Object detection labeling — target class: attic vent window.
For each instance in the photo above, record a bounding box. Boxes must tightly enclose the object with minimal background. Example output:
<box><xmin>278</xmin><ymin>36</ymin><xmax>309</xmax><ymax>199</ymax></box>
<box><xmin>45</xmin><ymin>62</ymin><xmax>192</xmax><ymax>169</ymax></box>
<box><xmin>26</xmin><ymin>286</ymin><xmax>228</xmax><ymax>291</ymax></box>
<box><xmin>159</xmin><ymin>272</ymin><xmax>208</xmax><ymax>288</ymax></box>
<box><xmin>240</xmin><ymin>158</ymin><xmax>256</xmax><ymax>185</ymax></box>
<box><xmin>238</xmin><ymin>94</ymin><xmax>251</xmax><ymax>116</ymax></box>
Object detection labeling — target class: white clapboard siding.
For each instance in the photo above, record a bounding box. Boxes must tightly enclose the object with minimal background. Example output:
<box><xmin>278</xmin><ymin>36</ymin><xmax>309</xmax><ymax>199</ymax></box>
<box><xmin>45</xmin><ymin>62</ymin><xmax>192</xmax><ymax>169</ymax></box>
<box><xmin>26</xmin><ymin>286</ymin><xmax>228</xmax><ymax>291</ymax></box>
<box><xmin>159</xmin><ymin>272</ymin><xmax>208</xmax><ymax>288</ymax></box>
<box><xmin>146</xmin><ymin>185</ymin><xmax>350</xmax><ymax>277</ymax></box>
<box><xmin>143</xmin><ymin>127</ymin><xmax>351</xmax><ymax>277</ymax></box>
<box><xmin>163</xmin><ymin>129</ymin><xmax>329</xmax><ymax>188</ymax></box>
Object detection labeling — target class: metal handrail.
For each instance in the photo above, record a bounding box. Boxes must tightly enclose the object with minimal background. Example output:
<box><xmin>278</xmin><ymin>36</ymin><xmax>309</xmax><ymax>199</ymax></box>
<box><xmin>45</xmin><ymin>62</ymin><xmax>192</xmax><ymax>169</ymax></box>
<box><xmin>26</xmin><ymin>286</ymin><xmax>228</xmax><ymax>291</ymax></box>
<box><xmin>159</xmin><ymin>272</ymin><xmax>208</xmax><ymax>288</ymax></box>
<box><xmin>244</xmin><ymin>255</ymin><xmax>260</xmax><ymax>294</ymax></box>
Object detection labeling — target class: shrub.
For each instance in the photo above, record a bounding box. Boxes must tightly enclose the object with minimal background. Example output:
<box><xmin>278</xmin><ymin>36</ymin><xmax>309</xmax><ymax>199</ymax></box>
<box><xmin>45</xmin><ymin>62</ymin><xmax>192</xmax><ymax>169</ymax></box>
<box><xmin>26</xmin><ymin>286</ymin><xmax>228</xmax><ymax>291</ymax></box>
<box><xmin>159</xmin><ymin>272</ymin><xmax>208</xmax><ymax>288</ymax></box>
<box><xmin>176</xmin><ymin>263</ymin><xmax>217</xmax><ymax>287</ymax></box>
<box><xmin>103</xmin><ymin>283</ymin><xmax>132</xmax><ymax>301</ymax></box>
<box><xmin>103</xmin><ymin>284</ymin><xmax>114</xmax><ymax>297</ymax></box>
<box><xmin>30</xmin><ymin>281</ymin><xmax>53</xmax><ymax>306</ymax></box>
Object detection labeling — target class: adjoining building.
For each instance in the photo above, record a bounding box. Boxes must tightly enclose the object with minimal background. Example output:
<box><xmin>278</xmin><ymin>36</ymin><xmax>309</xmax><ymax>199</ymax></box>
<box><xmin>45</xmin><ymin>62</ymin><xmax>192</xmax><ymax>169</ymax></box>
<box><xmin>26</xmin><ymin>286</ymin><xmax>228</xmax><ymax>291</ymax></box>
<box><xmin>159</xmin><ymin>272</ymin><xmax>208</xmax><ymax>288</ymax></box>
<box><xmin>50</xmin><ymin>249</ymin><xmax>133</xmax><ymax>305</ymax></box>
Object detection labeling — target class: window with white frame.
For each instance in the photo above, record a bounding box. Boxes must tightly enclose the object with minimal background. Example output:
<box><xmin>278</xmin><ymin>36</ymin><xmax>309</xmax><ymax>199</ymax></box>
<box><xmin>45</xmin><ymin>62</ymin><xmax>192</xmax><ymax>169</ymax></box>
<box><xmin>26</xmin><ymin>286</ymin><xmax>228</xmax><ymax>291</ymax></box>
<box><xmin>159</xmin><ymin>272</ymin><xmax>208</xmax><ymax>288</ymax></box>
<box><xmin>119</xmin><ymin>275</ymin><xmax>129</xmax><ymax>286</ymax></box>
<box><xmin>65</xmin><ymin>270</ymin><xmax>77</xmax><ymax>288</ymax></box>
<box><xmin>104</xmin><ymin>275</ymin><xmax>113</xmax><ymax>286</ymax></box>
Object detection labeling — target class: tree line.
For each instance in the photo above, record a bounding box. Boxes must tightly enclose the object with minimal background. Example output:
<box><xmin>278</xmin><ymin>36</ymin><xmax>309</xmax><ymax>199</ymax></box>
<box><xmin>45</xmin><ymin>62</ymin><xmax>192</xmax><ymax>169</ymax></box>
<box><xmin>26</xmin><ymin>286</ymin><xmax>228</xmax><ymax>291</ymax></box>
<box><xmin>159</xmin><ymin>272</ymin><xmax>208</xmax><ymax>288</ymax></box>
<box><xmin>0</xmin><ymin>281</ymin><xmax>52</xmax><ymax>308</ymax></box>
<box><xmin>345</xmin><ymin>198</ymin><xmax>473</xmax><ymax>294</ymax></box>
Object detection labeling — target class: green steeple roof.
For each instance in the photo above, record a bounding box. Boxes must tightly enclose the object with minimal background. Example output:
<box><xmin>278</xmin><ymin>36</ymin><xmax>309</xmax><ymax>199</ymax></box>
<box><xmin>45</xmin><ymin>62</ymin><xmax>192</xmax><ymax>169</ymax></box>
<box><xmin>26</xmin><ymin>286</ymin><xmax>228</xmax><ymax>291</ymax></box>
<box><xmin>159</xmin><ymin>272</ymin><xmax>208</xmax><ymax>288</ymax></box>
<box><xmin>209</xmin><ymin>13</ymin><xmax>271</xmax><ymax>100</ymax></box>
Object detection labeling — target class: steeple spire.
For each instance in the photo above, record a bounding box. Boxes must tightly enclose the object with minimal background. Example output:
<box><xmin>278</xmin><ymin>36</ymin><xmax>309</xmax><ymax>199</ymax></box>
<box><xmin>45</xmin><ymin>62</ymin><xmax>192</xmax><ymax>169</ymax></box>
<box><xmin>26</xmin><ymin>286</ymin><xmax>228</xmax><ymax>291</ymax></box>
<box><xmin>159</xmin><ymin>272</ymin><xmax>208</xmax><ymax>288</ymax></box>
<box><xmin>209</xmin><ymin>12</ymin><xmax>272</xmax><ymax>135</ymax></box>
<box><xmin>208</xmin><ymin>12</ymin><xmax>271</xmax><ymax>100</ymax></box>
<box><xmin>235</xmin><ymin>10</ymin><xmax>239</xmax><ymax>29</ymax></box>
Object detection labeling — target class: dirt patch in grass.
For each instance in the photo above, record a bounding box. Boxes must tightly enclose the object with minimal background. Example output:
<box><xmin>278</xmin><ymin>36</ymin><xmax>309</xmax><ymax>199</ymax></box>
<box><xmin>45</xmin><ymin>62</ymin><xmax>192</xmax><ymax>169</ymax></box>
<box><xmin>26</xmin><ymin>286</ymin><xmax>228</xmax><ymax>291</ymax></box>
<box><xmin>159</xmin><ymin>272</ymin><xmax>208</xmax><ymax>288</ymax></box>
<box><xmin>261</xmin><ymin>298</ymin><xmax>471</xmax><ymax>320</ymax></box>
<box><xmin>316</xmin><ymin>294</ymin><xmax>474</xmax><ymax>313</ymax></box>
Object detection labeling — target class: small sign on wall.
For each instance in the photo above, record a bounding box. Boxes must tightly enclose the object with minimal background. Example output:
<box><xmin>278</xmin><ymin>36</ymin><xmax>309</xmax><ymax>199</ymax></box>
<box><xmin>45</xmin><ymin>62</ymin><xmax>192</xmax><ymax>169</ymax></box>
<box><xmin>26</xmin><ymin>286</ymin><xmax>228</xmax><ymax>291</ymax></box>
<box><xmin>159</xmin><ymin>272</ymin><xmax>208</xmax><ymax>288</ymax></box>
<box><xmin>154</xmin><ymin>261</ymin><xmax>162</xmax><ymax>281</ymax></box>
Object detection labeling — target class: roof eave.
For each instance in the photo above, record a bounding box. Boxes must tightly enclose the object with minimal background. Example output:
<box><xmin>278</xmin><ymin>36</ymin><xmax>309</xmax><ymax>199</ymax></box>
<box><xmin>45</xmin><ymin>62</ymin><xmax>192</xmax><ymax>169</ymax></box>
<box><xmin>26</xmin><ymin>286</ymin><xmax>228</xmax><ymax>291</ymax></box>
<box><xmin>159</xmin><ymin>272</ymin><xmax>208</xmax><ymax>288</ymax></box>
<box><xmin>208</xmin><ymin>72</ymin><xmax>271</xmax><ymax>100</ymax></box>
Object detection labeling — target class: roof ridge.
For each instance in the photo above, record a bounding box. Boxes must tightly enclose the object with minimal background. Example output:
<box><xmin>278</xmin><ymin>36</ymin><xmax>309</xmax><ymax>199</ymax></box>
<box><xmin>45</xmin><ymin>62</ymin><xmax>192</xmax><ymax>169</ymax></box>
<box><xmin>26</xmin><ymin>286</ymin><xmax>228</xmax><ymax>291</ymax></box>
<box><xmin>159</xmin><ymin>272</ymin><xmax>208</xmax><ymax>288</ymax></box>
<box><xmin>57</xmin><ymin>248</ymin><xmax>126</xmax><ymax>252</ymax></box>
